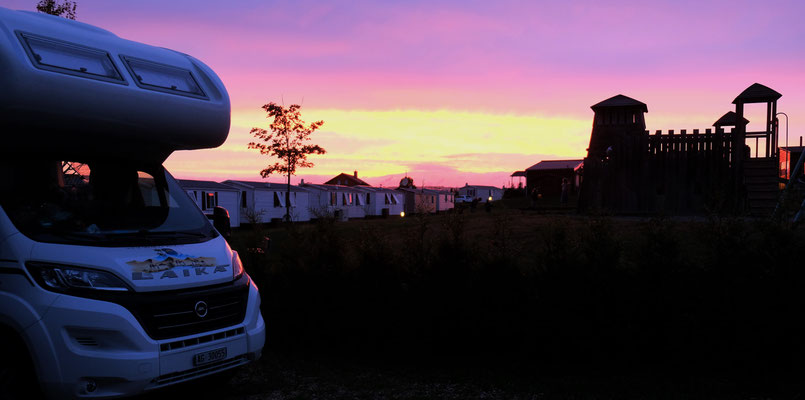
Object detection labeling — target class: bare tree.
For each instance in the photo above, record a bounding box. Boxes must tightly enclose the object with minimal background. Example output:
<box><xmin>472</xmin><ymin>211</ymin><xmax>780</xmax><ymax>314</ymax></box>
<box><xmin>249</xmin><ymin>103</ymin><xmax>325</xmax><ymax>222</ymax></box>
<box><xmin>36</xmin><ymin>0</ymin><xmax>77</xmax><ymax>20</ymax></box>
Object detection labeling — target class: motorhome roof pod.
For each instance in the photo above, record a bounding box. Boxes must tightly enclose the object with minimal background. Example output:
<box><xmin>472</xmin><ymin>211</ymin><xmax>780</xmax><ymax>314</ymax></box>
<box><xmin>0</xmin><ymin>7</ymin><xmax>230</xmax><ymax>162</ymax></box>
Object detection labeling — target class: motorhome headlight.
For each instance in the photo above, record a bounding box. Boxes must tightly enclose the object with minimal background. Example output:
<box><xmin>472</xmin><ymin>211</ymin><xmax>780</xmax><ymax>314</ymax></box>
<box><xmin>232</xmin><ymin>251</ymin><xmax>244</xmax><ymax>280</ymax></box>
<box><xmin>26</xmin><ymin>263</ymin><xmax>130</xmax><ymax>292</ymax></box>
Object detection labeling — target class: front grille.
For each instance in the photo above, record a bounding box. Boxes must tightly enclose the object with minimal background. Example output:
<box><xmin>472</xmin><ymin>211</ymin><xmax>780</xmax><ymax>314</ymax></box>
<box><xmin>136</xmin><ymin>286</ymin><xmax>247</xmax><ymax>340</ymax></box>
<box><xmin>106</xmin><ymin>275</ymin><xmax>251</xmax><ymax>340</ymax></box>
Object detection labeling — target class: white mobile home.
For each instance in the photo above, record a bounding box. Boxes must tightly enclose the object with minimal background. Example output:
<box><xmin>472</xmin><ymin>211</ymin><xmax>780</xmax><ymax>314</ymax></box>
<box><xmin>302</xmin><ymin>183</ymin><xmax>368</xmax><ymax>220</ymax></box>
<box><xmin>397</xmin><ymin>187</ymin><xmax>438</xmax><ymax>214</ymax></box>
<box><xmin>178</xmin><ymin>179</ymin><xmax>241</xmax><ymax>227</ymax></box>
<box><xmin>458</xmin><ymin>184</ymin><xmax>504</xmax><ymax>202</ymax></box>
<box><xmin>417</xmin><ymin>188</ymin><xmax>455</xmax><ymax>213</ymax></box>
<box><xmin>433</xmin><ymin>189</ymin><xmax>455</xmax><ymax>212</ymax></box>
<box><xmin>356</xmin><ymin>186</ymin><xmax>404</xmax><ymax>217</ymax></box>
<box><xmin>222</xmin><ymin>180</ymin><xmax>311</xmax><ymax>223</ymax></box>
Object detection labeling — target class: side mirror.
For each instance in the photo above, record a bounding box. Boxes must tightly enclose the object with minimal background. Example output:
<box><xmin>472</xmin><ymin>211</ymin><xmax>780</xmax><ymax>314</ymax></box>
<box><xmin>213</xmin><ymin>206</ymin><xmax>231</xmax><ymax>240</ymax></box>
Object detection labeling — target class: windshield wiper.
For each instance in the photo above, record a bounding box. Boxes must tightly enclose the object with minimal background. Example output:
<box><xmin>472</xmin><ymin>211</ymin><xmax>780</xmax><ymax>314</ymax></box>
<box><xmin>45</xmin><ymin>231</ymin><xmax>109</xmax><ymax>241</ymax></box>
<box><xmin>135</xmin><ymin>229</ymin><xmax>210</xmax><ymax>238</ymax></box>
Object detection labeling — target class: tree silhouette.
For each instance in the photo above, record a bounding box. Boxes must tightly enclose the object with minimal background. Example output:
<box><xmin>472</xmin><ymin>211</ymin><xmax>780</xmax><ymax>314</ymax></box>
<box><xmin>249</xmin><ymin>103</ymin><xmax>325</xmax><ymax>222</ymax></box>
<box><xmin>36</xmin><ymin>0</ymin><xmax>77</xmax><ymax>20</ymax></box>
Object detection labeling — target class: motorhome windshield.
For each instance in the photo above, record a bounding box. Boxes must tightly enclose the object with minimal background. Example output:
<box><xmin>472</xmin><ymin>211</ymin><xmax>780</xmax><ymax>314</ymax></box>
<box><xmin>0</xmin><ymin>158</ymin><xmax>217</xmax><ymax>246</ymax></box>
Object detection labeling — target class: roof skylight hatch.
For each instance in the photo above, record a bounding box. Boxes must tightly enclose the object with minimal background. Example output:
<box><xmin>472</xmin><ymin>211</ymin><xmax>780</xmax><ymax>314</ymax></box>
<box><xmin>121</xmin><ymin>56</ymin><xmax>207</xmax><ymax>99</ymax></box>
<box><xmin>18</xmin><ymin>32</ymin><xmax>124</xmax><ymax>83</ymax></box>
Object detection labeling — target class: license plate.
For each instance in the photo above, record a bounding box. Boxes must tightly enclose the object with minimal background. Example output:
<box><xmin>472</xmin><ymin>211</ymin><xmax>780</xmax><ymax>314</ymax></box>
<box><xmin>193</xmin><ymin>347</ymin><xmax>227</xmax><ymax>366</ymax></box>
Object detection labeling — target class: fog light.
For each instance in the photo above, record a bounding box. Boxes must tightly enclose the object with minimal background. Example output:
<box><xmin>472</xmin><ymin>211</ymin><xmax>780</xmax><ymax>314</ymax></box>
<box><xmin>78</xmin><ymin>379</ymin><xmax>97</xmax><ymax>394</ymax></box>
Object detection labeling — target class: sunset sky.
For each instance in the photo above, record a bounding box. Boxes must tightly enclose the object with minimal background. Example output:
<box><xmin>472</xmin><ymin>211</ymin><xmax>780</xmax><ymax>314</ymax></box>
<box><xmin>6</xmin><ymin>0</ymin><xmax>805</xmax><ymax>187</ymax></box>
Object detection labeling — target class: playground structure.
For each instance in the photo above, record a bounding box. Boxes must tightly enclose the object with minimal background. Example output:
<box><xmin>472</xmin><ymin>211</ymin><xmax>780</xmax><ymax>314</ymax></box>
<box><xmin>578</xmin><ymin>83</ymin><xmax>786</xmax><ymax>216</ymax></box>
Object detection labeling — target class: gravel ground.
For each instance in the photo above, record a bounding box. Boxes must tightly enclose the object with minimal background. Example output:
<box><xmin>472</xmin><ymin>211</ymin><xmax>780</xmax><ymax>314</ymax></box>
<box><xmin>136</xmin><ymin>353</ymin><xmax>802</xmax><ymax>400</ymax></box>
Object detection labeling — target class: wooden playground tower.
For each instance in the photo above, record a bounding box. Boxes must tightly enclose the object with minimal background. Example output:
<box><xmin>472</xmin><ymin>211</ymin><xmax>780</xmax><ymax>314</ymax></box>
<box><xmin>578</xmin><ymin>83</ymin><xmax>782</xmax><ymax>215</ymax></box>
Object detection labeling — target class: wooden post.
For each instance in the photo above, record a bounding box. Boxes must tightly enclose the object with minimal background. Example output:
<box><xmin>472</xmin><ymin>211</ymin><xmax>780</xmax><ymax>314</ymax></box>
<box><xmin>678</xmin><ymin>129</ymin><xmax>686</xmax><ymax>211</ymax></box>
<box><xmin>772</xmin><ymin>100</ymin><xmax>778</xmax><ymax>156</ymax></box>
<box><xmin>654</xmin><ymin>130</ymin><xmax>663</xmax><ymax>210</ymax></box>
<box><xmin>667</xmin><ymin>129</ymin><xmax>675</xmax><ymax>212</ymax></box>
<box><xmin>702</xmin><ymin>129</ymin><xmax>716</xmax><ymax>202</ymax></box>
<box><xmin>692</xmin><ymin>129</ymin><xmax>700</xmax><ymax>210</ymax></box>
<box><xmin>766</xmin><ymin>102</ymin><xmax>772</xmax><ymax>158</ymax></box>
<box><xmin>715</xmin><ymin>126</ymin><xmax>722</xmax><ymax>162</ymax></box>
<box><xmin>734</xmin><ymin>103</ymin><xmax>745</xmax><ymax>212</ymax></box>
<box><xmin>681</xmin><ymin>129</ymin><xmax>687</xmax><ymax>154</ymax></box>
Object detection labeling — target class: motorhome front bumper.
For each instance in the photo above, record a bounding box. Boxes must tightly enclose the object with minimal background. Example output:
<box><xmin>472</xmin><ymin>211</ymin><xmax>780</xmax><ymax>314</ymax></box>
<box><xmin>27</xmin><ymin>277</ymin><xmax>265</xmax><ymax>399</ymax></box>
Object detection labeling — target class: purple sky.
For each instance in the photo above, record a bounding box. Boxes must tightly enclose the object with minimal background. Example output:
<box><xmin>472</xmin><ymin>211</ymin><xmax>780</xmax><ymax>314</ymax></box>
<box><xmin>6</xmin><ymin>0</ymin><xmax>805</xmax><ymax>187</ymax></box>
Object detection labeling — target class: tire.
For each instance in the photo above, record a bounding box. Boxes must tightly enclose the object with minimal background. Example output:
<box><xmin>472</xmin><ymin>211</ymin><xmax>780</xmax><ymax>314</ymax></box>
<box><xmin>0</xmin><ymin>327</ymin><xmax>43</xmax><ymax>400</ymax></box>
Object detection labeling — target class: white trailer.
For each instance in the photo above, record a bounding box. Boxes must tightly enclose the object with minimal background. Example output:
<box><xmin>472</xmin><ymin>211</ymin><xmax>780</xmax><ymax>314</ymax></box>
<box><xmin>179</xmin><ymin>180</ymin><xmax>243</xmax><ymax>228</ymax></box>
<box><xmin>0</xmin><ymin>8</ymin><xmax>264</xmax><ymax>399</ymax></box>
<box><xmin>222</xmin><ymin>180</ymin><xmax>311</xmax><ymax>223</ymax></box>
<box><xmin>458</xmin><ymin>184</ymin><xmax>504</xmax><ymax>202</ymax></box>
<box><xmin>302</xmin><ymin>183</ymin><xmax>368</xmax><ymax>220</ymax></box>
<box><xmin>356</xmin><ymin>186</ymin><xmax>404</xmax><ymax>217</ymax></box>
<box><xmin>433</xmin><ymin>189</ymin><xmax>455</xmax><ymax>212</ymax></box>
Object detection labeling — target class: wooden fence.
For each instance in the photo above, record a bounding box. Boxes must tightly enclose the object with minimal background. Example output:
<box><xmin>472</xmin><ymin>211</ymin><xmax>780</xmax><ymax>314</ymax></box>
<box><xmin>579</xmin><ymin>128</ymin><xmax>739</xmax><ymax>214</ymax></box>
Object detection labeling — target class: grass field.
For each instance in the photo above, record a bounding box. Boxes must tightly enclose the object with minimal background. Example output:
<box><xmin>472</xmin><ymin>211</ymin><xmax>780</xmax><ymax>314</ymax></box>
<box><xmin>147</xmin><ymin>202</ymin><xmax>805</xmax><ymax>398</ymax></box>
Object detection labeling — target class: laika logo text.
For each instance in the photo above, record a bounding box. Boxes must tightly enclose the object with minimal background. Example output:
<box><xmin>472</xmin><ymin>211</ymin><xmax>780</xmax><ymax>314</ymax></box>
<box><xmin>127</xmin><ymin>248</ymin><xmax>228</xmax><ymax>280</ymax></box>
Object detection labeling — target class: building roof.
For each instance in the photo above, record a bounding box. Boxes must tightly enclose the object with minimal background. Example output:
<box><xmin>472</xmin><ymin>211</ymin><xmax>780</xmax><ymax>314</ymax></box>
<box><xmin>713</xmin><ymin>111</ymin><xmax>749</xmax><ymax>127</ymax></box>
<box><xmin>511</xmin><ymin>171</ymin><xmax>526</xmax><ymax>177</ymax></box>
<box><xmin>354</xmin><ymin>186</ymin><xmax>398</xmax><ymax>194</ymax></box>
<box><xmin>324</xmin><ymin>172</ymin><xmax>370</xmax><ymax>186</ymax></box>
<box><xmin>301</xmin><ymin>183</ymin><xmax>363</xmax><ymax>193</ymax></box>
<box><xmin>732</xmin><ymin>83</ymin><xmax>782</xmax><ymax>104</ymax></box>
<box><xmin>461</xmin><ymin>184</ymin><xmax>503</xmax><ymax>191</ymax></box>
<box><xmin>526</xmin><ymin>159</ymin><xmax>584</xmax><ymax>171</ymax></box>
<box><xmin>590</xmin><ymin>94</ymin><xmax>648</xmax><ymax>113</ymax></box>
<box><xmin>395</xmin><ymin>187</ymin><xmax>446</xmax><ymax>196</ymax></box>
<box><xmin>178</xmin><ymin>179</ymin><xmax>239</xmax><ymax>191</ymax></box>
<box><xmin>222</xmin><ymin>180</ymin><xmax>307</xmax><ymax>192</ymax></box>
<box><xmin>396</xmin><ymin>187</ymin><xmax>435</xmax><ymax>193</ymax></box>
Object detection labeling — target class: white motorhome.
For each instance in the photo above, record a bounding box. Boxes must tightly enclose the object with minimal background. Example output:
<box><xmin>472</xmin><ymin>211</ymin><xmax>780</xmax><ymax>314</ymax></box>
<box><xmin>0</xmin><ymin>8</ymin><xmax>264</xmax><ymax>399</ymax></box>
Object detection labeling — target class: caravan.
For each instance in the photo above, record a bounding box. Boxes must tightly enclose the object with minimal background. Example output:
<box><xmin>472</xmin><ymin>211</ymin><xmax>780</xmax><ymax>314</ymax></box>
<box><xmin>0</xmin><ymin>7</ymin><xmax>264</xmax><ymax>399</ymax></box>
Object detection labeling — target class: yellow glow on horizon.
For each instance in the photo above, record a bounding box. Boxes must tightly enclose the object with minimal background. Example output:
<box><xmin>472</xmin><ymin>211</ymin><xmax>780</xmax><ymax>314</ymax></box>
<box><xmin>221</xmin><ymin>107</ymin><xmax>590</xmax><ymax>176</ymax></box>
